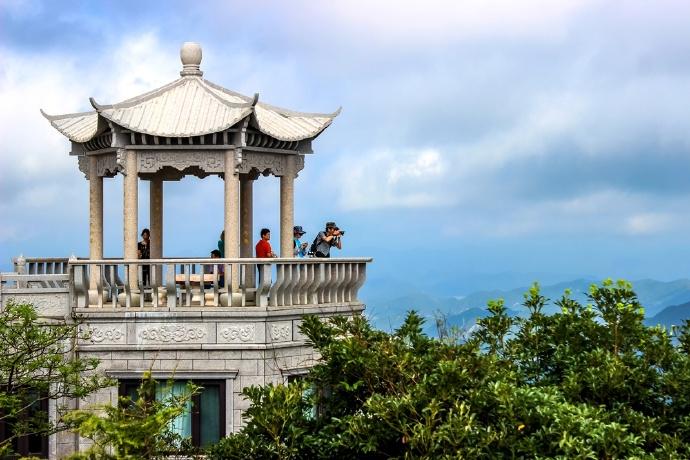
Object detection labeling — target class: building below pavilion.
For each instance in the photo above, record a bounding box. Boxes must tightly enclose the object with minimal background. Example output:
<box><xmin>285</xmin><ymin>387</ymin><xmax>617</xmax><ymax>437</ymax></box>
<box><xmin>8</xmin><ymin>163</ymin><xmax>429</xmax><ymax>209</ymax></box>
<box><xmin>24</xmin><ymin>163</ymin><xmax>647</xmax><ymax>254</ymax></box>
<box><xmin>0</xmin><ymin>43</ymin><xmax>371</xmax><ymax>459</ymax></box>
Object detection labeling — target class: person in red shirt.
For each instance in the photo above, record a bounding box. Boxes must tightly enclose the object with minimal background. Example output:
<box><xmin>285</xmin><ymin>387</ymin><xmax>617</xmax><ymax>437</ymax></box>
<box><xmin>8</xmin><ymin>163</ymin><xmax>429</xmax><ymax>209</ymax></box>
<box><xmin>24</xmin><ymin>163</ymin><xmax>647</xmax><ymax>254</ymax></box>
<box><xmin>255</xmin><ymin>228</ymin><xmax>276</xmax><ymax>258</ymax></box>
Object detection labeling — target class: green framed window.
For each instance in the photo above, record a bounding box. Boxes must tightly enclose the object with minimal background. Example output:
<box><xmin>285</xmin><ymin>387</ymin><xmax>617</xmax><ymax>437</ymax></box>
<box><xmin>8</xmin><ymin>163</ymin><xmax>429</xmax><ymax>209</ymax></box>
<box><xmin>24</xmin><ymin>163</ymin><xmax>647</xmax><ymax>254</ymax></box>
<box><xmin>119</xmin><ymin>379</ymin><xmax>225</xmax><ymax>447</ymax></box>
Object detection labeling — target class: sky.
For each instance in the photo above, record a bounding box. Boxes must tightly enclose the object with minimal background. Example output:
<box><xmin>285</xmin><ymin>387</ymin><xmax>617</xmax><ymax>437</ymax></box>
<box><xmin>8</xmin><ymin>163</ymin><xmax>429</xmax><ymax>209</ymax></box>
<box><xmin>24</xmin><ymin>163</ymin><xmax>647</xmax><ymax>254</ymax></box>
<box><xmin>2</xmin><ymin>0</ymin><xmax>690</xmax><ymax>294</ymax></box>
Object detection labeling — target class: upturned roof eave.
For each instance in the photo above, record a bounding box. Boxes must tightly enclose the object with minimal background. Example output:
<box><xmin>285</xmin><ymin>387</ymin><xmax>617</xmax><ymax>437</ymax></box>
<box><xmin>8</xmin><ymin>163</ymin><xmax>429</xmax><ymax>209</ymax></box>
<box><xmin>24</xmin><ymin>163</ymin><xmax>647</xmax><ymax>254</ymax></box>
<box><xmin>43</xmin><ymin>77</ymin><xmax>340</xmax><ymax>143</ymax></box>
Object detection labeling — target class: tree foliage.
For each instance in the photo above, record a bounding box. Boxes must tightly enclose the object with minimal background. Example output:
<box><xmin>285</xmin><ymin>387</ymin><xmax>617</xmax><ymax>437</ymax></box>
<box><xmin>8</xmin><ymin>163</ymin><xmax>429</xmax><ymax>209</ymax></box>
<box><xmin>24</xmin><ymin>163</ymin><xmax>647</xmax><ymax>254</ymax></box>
<box><xmin>207</xmin><ymin>279</ymin><xmax>690</xmax><ymax>459</ymax></box>
<box><xmin>64</xmin><ymin>371</ymin><xmax>200</xmax><ymax>459</ymax></box>
<box><xmin>0</xmin><ymin>301</ymin><xmax>110</xmax><ymax>457</ymax></box>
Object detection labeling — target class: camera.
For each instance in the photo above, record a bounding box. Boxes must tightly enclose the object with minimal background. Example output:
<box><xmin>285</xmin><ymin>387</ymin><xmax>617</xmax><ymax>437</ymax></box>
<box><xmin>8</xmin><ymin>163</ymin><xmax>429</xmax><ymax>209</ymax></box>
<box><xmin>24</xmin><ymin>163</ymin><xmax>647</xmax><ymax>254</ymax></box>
<box><xmin>334</xmin><ymin>227</ymin><xmax>345</xmax><ymax>236</ymax></box>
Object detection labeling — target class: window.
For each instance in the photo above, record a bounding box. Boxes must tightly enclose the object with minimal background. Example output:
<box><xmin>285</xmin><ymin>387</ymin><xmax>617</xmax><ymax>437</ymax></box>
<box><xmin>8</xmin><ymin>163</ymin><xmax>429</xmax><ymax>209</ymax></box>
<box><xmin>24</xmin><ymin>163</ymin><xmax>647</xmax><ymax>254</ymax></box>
<box><xmin>286</xmin><ymin>374</ymin><xmax>306</xmax><ymax>384</ymax></box>
<box><xmin>0</xmin><ymin>394</ymin><xmax>49</xmax><ymax>459</ymax></box>
<box><xmin>119</xmin><ymin>379</ymin><xmax>225</xmax><ymax>448</ymax></box>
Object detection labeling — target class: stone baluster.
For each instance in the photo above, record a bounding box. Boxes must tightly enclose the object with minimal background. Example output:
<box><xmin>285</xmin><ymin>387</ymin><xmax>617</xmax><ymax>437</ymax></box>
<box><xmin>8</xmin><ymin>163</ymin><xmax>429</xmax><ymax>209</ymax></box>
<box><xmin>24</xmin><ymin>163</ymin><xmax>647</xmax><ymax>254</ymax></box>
<box><xmin>166</xmin><ymin>263</ymin><xmax>177</xmax><ymax>308</ymax></box>
<box><xmin>351</xmin><ymin>262</ymin><xmax>367</xmax><ymax>302</ymax></box>
<box><xmin>184</xmin><ymin>265</ymin><xmax>192</xmax><ymax>307</ymax></box>
<box><xmin>341</xmin><ymin>263</ymin><xmax>355</xmax><ymax>303</ymax></box>
<box><xmin>294</xmin><ymin>263</ymin><xmax>309</xmax><ymax>305</ymax></box>
<box><xmin>315</xmin><ymin>263</ymin><xmax>327</xmax><ymax>304</ymax></box>
<box><xmin>151</xmin><ymin>262</ymin><xmax>160</xmax><ymax>308</ymax></box>
<box><xmin>256</xmin><ymin>263</ymin><xmax>272</xmax><ymax>307</ymax></box>
<box><xmin>269</xmin><ymin>264</ymin><xmax>287</xmax><ymax>307</ymax></box>
<box><xmin>71</xmin><ymin>262</ymin><xmax>88</xmax><ymax>309</ymax></box>
<box><xmin>282</xmin><ymin>264</ymin><xmax>300</xmax><ymax>307</ymax></box>
<box><xmin>324</xmin><ymin>263</ymin><xmax>337</xmax><ymax>304</ymax></box>
<box><xmin>109</xmin><ymin>265</ymin><xmax>118</xmax><ymax>308</ymax></box>
<box><xmin>96</xmin><ymin>263</ymin><xmax>104</xmax><ymax>308</ymax></box>
<box><xmin>304</xmin><ymin>263</ymin><xmax>318</xmax><ymax>305</ymax></box>
<box><xmin>123</xmin><ymin>263</ymin><xmax>132</xmax><ymax>308</ymax></box>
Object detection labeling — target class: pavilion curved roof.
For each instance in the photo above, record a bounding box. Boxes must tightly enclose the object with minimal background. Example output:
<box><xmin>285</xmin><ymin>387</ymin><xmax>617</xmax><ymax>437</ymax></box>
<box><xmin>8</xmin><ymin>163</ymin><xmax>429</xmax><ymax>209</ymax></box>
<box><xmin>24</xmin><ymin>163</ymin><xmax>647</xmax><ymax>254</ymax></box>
<box><xmin>42</xmin><ymin>44</ymin><xmax>340</xmax><ymax>143</ymax></box>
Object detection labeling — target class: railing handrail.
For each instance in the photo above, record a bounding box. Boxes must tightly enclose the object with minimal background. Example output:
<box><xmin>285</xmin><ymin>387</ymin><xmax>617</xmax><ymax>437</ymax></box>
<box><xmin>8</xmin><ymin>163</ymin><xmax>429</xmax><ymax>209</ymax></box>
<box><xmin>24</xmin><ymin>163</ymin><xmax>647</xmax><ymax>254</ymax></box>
<box><xmin>12</xmin><ymin>257</ymin><xmax>72</xmax><ymax>262</ymax></box>
<box><xmin>1</xmin><ymin>273</ymin><xmax>69</xmax><ymax>280</ymax></box>
<box><xmin>69</xmin><ymin>257</ymin><xmax>374</xmax><ymax>265</ymax></box>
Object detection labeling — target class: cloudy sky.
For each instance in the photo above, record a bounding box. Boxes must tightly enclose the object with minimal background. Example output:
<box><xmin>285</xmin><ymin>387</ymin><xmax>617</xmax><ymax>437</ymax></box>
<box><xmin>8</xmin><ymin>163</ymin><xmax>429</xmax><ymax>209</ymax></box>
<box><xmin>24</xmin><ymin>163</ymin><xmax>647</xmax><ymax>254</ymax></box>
<box><xmin>2</xmin><ymin>0</ymin><xmax>690</xmax><ymax>292</ymax></box>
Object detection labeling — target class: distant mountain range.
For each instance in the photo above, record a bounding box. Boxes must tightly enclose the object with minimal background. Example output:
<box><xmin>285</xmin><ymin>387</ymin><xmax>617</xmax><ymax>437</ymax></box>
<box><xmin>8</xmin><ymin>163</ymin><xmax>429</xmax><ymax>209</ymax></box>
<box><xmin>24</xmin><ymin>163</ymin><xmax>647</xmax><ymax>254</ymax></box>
<box><xmin>363</xmin><ymin>278</ymin><xmax>690</xmax><ymax>334</ymax></box>
<box><xmin>646</xmin><ymin>301</ymin><xmax>690</xmax><ymax>329</ymax></box>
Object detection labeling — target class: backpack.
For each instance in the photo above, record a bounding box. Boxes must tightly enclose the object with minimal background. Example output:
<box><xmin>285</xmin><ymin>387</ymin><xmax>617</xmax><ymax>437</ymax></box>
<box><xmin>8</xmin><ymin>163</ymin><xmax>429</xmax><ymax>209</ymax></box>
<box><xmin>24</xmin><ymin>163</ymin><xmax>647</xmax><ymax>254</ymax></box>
<box><xmin>309</xmin><ymin>235</ymin><xmax>321</xmax><ymax>255</ymax></box>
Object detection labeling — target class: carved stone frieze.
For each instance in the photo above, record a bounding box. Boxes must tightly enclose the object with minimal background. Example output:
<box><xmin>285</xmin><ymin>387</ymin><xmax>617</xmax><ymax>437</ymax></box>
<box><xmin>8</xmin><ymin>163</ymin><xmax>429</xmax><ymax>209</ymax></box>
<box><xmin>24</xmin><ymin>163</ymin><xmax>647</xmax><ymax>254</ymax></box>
<box><xmin>80</xmin><ymin>325</ymin><xmax>125</xmax><ymax>344</ymax></box>
<box><xmin>218</xmin><ymin>324</ymin><xmax>256</xmax><ymax>343</ymax></box>
<box><xmin>137</xmin><ymin>324</ymin><xmax>207</xmax><ymax>343</ymax></box>
<box><xmin>77</xmin><ymin>153</ymin><xmax>119</xmax><ymax>179</ymax></box>
<box><xmin>138</xmin><ymin>151</ymin><xmax>225</xmax><ymax>174</ymax></box>
<box><xmin>238</xmin><ymin>152</ymin><xmax>304</xmax><ymax>177</ymax></box>
<box><xmin>269</xmin><ymin>322</ymin><xmax>292</xmax><ymax>342</ymax></box>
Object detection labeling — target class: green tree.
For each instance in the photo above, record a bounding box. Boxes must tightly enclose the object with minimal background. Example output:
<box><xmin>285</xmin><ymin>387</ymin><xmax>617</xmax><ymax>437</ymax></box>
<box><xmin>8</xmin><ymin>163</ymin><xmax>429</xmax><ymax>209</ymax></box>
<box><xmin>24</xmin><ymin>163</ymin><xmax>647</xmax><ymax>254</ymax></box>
<box><xmin>0</xmin><ymin>300</ymin><xmax>110</xmax><ymax>458</ymax></box>
<box><xmin>64</xmin><ymin>371</ymin><xmax>200</xmax><ymax>459</ymax></box>
<box><xmin>207</xmin><ymin>280</ymin><xmax>690</xmax><ymax>459</ymax></box>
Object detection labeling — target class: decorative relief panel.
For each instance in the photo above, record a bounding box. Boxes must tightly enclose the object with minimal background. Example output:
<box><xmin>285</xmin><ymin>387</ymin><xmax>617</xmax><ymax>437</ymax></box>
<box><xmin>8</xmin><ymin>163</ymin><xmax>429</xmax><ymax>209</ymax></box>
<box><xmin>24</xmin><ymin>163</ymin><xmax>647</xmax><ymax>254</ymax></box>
<box><xmin>238</xmin><ymin>152</ymin><xmax>304</xmax><ymax>177</ymax></box>
<box><xmin>295</xmin><ymin>155</ymin><xmax>305</xmax><ymax>176</ymax></box>
<box><xmin>269</xmin><ymin>322</ymin><xmax>292</xmax><ymax>342</ymax></box>
<box><xmin>137</xmin><ymin>324</ymin><xmax>207</xmax><ymax>343</ymax></box>
<box><xmin>80</xmin><ymin>325</ymin><xmax>125</xmax><ymax>344</ymax></box>
<box><xmin>218</xmin><ymin>324</ymin><xmax>256</xmax><ymax>343</ymax></box>
<box><xmin>77</xmin><ymin>153</ymin><xmax>119</xmax><ymax>179</ymax></box>
<box><xmin>138</xmin><ymin>151</ymin><xmax>225</xmax><ymax>174</ymax></box>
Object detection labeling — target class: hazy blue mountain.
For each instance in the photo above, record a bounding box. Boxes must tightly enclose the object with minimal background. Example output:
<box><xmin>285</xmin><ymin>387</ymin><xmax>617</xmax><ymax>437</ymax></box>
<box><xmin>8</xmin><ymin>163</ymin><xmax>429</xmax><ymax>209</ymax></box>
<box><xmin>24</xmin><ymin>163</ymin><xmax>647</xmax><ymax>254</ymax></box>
<box><xmin>453</xmin><ymin>278</ymin><xmax>690</xmax><ymax>317</ymax></box>
<box><xmin>365</xmin><ymin>277</ymin><xmax>690</xmax><ymax>333</ymax></box>
<box><xmin>646</xmin><ymin>301</ymin><xmax>690</xmax><ymax>328</ymax></box>
<box><xmin>366</xmin><ymin>292</ymin><xmax>465</xmax><ymax>332</ymax></box>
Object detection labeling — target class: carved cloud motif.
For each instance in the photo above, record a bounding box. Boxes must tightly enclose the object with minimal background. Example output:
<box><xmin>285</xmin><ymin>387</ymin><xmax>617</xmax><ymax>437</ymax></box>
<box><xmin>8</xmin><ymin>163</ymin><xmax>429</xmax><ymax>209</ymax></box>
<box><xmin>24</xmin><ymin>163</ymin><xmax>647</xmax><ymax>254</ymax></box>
<box><xmin>219</xmin><ymin>324</ymin><xmax>256</xmax><ymax>343</ymax></box>
<box><xmin>138</xmin><ymin>325</ymin><xmax>206</xmax><ymax>343</ymax></box>
<box><xmin>81</xmin><ymin>326</ymin><xmax>125</xmax><ymax>344</ymax></box>
<box><xmin>270</xmin><ymin>324</ymin><xmax>292</xmax><ymax>342</ymax></box>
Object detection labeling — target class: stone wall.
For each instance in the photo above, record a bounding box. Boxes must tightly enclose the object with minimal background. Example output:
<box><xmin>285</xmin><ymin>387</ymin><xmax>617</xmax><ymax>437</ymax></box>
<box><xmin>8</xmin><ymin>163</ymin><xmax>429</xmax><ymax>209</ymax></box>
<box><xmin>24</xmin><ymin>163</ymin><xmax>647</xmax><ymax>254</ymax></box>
<box><xmin>0</xmin><ymin>284</ymin><xmax>362</xmax><ymax>458</ymax></box>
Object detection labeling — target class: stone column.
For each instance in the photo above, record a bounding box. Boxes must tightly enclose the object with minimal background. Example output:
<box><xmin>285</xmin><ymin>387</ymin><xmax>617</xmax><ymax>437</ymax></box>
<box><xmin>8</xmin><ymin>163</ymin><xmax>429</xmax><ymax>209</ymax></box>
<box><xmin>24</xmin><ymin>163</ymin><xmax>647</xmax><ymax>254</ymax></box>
<box><xmin>88</xmin><ymin>156</ymin><xmax>103</xmax><ymax>289</ymax></box>
<box><xmin>149</xmin><ymin>177</ymin><xmax>163</xmax><ymax>285</ymax></box>
<box><xmin>240</xmin><ymin>174</ymin><xmax>254</xmax><ymax>258</ymax></box>
<box><xmin>280</xmin><ymin>156</ymin><xmax>296</xmax><ymax>258</ymax></box>
<box><xmin>123</xmin><ymin>150</ymin><xmax>138</xmax><ymax>286</ymax></box>
<box><xmin>240</xmin><ymin>174</ymin><xmax>255</xmax><ymax>287</ymax></box>
<box><xmin>224</xmin><ymin>149</ymin><xmax>240</xmax><ymax>290</ymax></box>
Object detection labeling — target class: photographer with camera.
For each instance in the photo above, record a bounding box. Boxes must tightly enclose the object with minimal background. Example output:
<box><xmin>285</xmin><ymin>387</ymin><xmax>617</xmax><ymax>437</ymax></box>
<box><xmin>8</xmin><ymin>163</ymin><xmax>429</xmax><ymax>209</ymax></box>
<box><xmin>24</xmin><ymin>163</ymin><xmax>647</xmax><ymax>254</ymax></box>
<box><xmin>312</xmin><ymin>221</ymin><xmax>343</xmax><ymax>258</ymax></box>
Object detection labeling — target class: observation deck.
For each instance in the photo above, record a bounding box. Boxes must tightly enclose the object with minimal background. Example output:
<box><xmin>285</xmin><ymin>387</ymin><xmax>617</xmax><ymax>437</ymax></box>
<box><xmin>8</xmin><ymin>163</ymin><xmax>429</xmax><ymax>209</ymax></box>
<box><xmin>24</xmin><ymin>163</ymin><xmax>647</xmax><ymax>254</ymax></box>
<box><xmin>0</xmin><ymin>42</ymin><xmax>370</xmax><ymax>458</ymax></box>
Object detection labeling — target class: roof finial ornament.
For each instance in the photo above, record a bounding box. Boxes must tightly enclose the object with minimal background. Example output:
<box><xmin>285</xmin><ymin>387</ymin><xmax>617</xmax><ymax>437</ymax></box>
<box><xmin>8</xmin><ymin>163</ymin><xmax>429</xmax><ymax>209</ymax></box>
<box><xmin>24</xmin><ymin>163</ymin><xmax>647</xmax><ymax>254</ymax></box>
<box><xmin>180</xmin><ymin>42</ymin><xmax>203</xmax><ymax>77</ymax></box>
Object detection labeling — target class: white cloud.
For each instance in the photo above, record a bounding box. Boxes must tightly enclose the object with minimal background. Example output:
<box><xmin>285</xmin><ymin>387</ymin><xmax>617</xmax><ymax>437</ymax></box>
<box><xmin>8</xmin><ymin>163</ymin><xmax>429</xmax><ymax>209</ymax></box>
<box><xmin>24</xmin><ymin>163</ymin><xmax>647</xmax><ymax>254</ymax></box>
<box><xmin>331</xmin><ymin>148</ymin><xmax>449</xmax><ymax>210</ymax></box>
<box><xmin>0</xmin><ymin>32</ymin><xmax>175</xmax><ymax>244</ymax></box>
<box><xmin>222</xmin><ymin>0</ymin><xmax>598</xmax><ymax>49</ymax></box>
<box><xmin>625</xmin><ymin>212</ymin><xmax>674</xmax><ymax>236</ymax></box>
<box><xmin>439</xmin><ymin>189</ymin><xmax>689</xmax><ymax>238</ymax></box>
<box><xmin>388</xmin><ymin>149</ymin><xmax>443</xmax><ymax>184</ymax></box>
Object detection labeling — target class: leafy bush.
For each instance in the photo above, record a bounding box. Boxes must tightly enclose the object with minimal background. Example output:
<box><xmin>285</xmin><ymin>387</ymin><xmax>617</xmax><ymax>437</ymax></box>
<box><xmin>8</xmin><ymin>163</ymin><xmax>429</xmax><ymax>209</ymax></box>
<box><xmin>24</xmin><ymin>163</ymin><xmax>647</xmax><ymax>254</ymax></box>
<box><xmin>208</xmin><ymin>280</ymin><xmax>690</xmax><ymax>459</ymax></box>
<box><xmin>64</xmin><ymin>372</ymin><xmax>200</xmax><ymax>459</ymax></box>
<box><xmin>0</xmin><ymin>301</ymin><xmax>111</xmax><ymax>457</ymax></box>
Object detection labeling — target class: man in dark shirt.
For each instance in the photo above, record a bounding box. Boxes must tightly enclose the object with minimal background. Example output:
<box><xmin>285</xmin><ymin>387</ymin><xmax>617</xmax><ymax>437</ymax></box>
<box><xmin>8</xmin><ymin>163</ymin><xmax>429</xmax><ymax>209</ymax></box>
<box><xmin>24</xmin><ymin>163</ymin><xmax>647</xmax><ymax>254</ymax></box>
<box><xmin>138</xmin><ymin>228</ymin><xmax>151</xmax><ymax>285</ymax></box>
<box><xmin>314</xmin><ymin>221</ymin><xmax>343</xmax><ymax>258</ymax></box>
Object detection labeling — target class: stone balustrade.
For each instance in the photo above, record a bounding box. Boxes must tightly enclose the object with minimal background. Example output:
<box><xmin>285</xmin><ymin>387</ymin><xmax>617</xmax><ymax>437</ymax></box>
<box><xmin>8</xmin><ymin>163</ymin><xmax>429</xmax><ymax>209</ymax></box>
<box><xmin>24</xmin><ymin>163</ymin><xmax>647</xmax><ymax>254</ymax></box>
<box><xmin>66</xmin><ymin>258</ymin><xmax>370</xmax><ymax>309</ymax></box>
